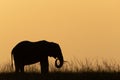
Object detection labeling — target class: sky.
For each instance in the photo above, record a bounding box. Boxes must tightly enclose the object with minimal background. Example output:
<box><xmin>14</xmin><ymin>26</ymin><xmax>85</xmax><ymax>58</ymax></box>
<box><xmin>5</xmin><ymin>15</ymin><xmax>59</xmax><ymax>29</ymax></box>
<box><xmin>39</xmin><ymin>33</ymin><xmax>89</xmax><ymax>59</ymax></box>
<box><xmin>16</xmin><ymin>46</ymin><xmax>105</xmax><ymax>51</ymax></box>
<box><xmin>0</xmin><ymin>0</ymin><xmax>120</xmax><ymax>64</ymax></box>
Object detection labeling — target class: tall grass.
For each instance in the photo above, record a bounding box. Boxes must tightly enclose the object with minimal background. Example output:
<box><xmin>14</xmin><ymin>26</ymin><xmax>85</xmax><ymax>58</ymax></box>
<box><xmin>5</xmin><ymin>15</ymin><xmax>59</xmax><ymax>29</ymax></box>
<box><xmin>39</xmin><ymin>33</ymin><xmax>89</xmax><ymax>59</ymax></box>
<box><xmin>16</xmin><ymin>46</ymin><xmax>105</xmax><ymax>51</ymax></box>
<box><xmin>0</xmin><ymin>58</ymin><xmax>120</xmax><ymax>73</ymax></box>
<box><xmin>49</xmin><ymin>58</ymin><xmax>120</xmax><ymax>73</ymax></box>
<box><xmin>0</xmin><ymin>59</ymin><xmax>120</xmax><ymax>80</ymax></box>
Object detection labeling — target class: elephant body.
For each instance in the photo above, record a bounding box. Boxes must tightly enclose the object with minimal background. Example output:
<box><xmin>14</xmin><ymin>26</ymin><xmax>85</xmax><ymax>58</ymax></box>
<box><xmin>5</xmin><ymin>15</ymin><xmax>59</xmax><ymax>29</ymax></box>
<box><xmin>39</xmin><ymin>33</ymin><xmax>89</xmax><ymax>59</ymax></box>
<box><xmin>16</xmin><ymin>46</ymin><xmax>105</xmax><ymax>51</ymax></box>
<box><xmin>11</xmin><ymin>40</ymin><xmax>64</xmax><ymax>74</ymax></box>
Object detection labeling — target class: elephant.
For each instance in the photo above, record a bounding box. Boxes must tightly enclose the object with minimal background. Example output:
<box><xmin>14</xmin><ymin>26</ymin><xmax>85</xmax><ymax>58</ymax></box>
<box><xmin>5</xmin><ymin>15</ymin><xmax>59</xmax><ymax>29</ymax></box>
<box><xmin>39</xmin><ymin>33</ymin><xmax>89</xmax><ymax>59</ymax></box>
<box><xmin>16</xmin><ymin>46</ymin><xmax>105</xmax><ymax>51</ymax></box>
<box><xmin>11</xmin><ymin>40</ymin><xmax>64</xmax><ymax>74</ymax></box>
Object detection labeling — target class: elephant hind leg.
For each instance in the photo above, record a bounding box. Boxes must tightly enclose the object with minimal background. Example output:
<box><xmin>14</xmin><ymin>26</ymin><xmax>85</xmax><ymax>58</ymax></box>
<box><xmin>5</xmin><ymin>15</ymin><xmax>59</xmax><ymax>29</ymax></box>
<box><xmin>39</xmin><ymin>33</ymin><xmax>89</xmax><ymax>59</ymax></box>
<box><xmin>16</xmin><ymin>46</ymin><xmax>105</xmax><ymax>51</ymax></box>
<box><xmin>20</xmin><ymin>65</ymin><xmax>24</xmax><ymax>72</ymax></box>
<box><xmin>15</xmin><ymin>64</ymin><xmax>20</xmax><ymax>72</ymax></box>
<box><xmin>15</xmin><ymin>67</ymin><xmax>19</xmax><ymax>72</ymax></box>
<box><xmin>15</xmin><ymin>63</ymin><xmax>24</xmax><ymax>73</ymax></box>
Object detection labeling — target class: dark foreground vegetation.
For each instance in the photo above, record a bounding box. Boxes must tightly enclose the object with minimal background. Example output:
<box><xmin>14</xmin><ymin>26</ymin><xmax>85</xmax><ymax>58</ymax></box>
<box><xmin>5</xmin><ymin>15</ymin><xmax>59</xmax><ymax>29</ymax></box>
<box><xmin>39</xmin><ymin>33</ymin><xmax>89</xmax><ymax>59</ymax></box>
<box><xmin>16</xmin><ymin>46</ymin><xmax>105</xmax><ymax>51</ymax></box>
<box><xmin>1</xmin><ymin>59</ymin><xmax>120</xmax><ymax>80</ymax></box>
<box><xmin>1</xmin><ymin>72</ymin><xmax>120</xmax><ymax>80</ymax></box>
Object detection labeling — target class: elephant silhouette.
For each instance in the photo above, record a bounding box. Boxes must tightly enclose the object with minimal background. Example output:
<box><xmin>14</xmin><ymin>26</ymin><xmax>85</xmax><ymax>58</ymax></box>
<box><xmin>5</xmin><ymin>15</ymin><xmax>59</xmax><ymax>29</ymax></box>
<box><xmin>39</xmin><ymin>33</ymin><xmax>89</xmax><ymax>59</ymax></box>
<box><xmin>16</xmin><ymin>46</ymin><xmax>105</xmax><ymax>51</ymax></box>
<box><xmin>11</xmin><ymin>40</ymin><xmax>64</xmax><ymax>74</ymax></box>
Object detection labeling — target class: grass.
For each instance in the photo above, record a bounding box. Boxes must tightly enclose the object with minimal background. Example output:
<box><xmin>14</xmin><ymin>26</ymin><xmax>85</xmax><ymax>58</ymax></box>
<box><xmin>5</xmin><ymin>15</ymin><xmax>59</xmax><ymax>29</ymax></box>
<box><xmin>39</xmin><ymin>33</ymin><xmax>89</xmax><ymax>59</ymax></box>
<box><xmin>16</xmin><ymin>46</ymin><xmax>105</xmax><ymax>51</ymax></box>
<box><xmin>0</xmin><ymin>59</ymin><xmax>120</xmax><ymax>80</ymax></box>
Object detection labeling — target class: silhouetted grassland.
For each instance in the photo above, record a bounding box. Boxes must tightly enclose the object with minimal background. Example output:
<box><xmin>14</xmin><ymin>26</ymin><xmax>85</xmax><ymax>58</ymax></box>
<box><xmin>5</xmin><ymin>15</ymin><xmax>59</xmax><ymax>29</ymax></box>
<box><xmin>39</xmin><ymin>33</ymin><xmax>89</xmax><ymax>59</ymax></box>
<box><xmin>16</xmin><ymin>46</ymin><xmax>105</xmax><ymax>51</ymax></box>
<box><xmin>0</xmin><ymin>59</ymin><xmax>120</xmax><ymax>80</ymax></box>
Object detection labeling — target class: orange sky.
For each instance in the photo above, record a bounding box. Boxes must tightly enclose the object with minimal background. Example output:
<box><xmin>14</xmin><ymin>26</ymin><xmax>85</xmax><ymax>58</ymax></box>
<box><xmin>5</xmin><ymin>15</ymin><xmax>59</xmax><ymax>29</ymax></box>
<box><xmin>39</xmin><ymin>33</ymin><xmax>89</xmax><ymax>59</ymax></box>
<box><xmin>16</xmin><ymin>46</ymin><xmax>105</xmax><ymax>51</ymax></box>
<box><xmin>0</xmin><ymin>0</ymin><xmax>120</xmax><ymax>64</ymax></box>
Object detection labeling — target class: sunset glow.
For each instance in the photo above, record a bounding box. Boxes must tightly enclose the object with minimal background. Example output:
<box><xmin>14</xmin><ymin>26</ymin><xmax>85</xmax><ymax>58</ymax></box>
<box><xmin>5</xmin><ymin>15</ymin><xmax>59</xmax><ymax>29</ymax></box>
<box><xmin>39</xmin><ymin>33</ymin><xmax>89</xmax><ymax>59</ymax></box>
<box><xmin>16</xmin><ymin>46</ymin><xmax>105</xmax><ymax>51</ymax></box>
<box><xmin>0</xmin><ymin>0</ymin><xmax>120</xmax><ymax>64</ymax></box>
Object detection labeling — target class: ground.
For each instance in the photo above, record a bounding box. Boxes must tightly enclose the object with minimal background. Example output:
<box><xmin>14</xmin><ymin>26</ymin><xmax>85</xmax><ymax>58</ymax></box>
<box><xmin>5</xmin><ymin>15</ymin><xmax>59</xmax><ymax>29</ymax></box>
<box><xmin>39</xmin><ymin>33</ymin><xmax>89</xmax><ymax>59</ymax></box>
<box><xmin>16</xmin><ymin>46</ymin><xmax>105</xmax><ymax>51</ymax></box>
<box><xmin>0</xmin><ymin>72</ymin><xmax>120</xmax><ymax>80</ymax></box>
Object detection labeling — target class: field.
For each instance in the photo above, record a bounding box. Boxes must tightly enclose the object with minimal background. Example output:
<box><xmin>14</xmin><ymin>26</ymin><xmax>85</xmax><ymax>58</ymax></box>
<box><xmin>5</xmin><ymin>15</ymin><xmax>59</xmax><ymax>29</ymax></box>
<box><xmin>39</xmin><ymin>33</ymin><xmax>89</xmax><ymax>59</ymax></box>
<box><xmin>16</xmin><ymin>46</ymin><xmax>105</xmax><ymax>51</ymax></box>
<box><xmin>0</xmin><ymin>59</ymin><xmax>120</xmax><ymax>80</ymax></box>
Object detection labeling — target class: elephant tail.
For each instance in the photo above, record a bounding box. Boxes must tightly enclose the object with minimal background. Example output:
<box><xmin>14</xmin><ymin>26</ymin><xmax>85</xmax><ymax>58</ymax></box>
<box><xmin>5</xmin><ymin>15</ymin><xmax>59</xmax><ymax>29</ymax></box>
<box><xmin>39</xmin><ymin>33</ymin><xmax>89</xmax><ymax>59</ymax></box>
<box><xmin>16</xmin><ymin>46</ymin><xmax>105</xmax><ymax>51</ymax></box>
<box><xmin>11</xmin><ymin>54</ymin><xmax>14</xmax><ymax>69</ymax></box>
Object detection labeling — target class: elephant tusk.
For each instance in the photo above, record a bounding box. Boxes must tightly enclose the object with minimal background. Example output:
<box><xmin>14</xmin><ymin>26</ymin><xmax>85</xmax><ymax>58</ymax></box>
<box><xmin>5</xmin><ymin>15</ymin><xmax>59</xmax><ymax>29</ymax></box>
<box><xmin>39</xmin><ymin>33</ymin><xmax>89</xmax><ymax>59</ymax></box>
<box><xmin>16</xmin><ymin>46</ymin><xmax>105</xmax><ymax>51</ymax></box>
<box><xmin>63</xmin><ymin>61</ymin><xmax>68</xmax><ymax>64</ymax></box>
<box><xmin>64</xmin><ymin>61</ymin><xmax>68</xmax><ymax>63</ymax></box>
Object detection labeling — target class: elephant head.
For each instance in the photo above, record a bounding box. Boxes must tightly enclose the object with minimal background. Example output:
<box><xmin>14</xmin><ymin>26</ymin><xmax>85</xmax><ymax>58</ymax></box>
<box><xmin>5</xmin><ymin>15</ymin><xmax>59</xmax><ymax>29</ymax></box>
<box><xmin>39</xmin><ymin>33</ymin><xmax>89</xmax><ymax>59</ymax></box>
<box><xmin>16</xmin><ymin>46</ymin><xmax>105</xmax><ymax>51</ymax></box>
<box><xmin>48</xmin><ymin>42</ymin><xmax>64</xmax><ymax>68</ymax></box>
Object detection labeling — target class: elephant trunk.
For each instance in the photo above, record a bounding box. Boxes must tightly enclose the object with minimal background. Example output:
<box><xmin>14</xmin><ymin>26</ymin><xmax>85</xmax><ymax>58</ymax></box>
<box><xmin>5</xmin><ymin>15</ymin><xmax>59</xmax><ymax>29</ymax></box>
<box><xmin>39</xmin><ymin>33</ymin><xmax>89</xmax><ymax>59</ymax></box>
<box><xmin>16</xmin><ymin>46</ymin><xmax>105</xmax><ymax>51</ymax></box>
<box><xmin>55</xmin><ymin>55</ymin><xmax>64</xmax><ymax>68</ymax></box>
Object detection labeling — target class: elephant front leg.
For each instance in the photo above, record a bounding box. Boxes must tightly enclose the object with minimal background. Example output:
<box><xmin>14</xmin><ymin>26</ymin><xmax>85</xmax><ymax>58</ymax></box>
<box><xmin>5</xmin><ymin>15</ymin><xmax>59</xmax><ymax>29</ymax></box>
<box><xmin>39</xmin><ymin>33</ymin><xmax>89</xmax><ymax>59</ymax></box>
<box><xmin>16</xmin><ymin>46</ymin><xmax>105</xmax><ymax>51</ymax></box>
<box><xmin>40</xmin><ymin>57</ymin><xmax>49</xmax><ymax>74</ymax></box>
